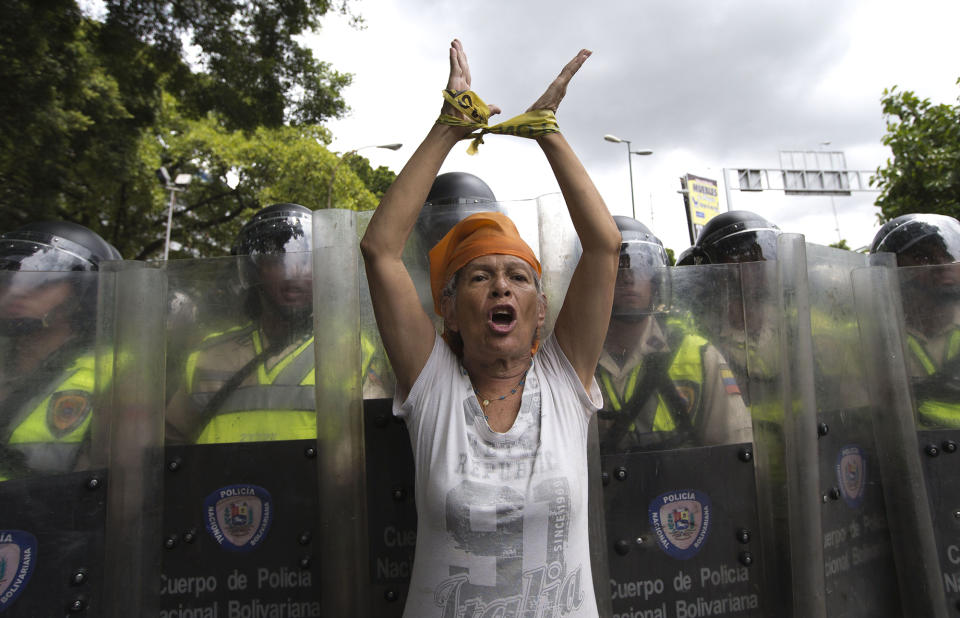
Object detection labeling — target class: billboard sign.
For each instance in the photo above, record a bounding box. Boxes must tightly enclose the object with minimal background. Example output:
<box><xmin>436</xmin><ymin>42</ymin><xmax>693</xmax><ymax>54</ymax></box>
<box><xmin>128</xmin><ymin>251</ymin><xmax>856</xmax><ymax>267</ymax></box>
<box><xmin>682</xmin><ymin>174</ymin><xmax>720</xmax><ymax>244</ymax></box>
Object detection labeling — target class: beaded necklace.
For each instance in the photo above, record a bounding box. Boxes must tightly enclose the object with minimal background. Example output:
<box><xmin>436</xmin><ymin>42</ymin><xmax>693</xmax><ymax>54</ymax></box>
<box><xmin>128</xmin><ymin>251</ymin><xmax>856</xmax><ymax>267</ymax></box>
<box><xmin>470</xmin><ymin>362</ymin><xmax>532</xmax><ymax>408</ymax></box>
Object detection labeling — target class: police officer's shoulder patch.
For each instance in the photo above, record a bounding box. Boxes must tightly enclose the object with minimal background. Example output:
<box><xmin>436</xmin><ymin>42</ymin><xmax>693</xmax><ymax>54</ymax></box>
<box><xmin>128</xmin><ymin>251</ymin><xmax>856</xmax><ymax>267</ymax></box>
<box><xmin>46</xmin><ymin>390</ymin><xmax>92</xmax><ymax>438</ymax></box>
<box><xmin>719</xmin><ymin>364</ymin><xmax>741</xmax><ymax>395</ymax></box>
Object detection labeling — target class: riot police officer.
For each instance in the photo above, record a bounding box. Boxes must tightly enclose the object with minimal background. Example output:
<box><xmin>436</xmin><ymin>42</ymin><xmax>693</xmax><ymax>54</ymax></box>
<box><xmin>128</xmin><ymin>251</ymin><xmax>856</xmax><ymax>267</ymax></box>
<box><xmin>597</xmin><ymin>216</ymin><xmax>751</xmax><ymax>450</ymax></box>
<box><xmin>679</xmin><ymin>210</ymin><xmax>780</xmax><ymax>264</ymax></box>
<box><xmin>165</xmin><ymin>203</ymin><xmax>385</xmax><ymax>444</ymax></box>
<box><xmin>0</xmin><ymin>221</ymin><xmax>120</xmax><ymax>479</ymax></box>
<box><xmin>870</xmin><ymin>213</ymin><xmax>960</xmax><ymax>428</ymax></box>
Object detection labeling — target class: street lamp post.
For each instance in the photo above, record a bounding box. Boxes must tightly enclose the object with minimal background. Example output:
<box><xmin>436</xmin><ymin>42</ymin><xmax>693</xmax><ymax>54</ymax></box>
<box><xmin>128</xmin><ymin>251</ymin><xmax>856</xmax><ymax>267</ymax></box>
<box><xmin>325</xmin><ymin>143</ymin><xmax>403</xmax><ymax>210</ymax></box>
<box><xmin>156</xmin><ymin>167</ymin><xmax>193</xmax><ymax>261</ymax></box>
<box><xmin>604</xmin><ymin>134</ymin><xmax>653</xmax><ymax>220</ymax></box>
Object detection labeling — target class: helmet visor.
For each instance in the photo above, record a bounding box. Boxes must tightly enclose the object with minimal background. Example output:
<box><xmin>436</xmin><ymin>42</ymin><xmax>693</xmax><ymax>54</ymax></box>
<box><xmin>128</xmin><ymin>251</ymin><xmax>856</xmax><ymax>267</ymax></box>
<box><xmin>0</xmin><ymin>239</ymin><xmax>98</xmax><ymax>274</ymax></box>
<box><xmin>614</xmin><ymin>241</ymin><xmax>670</xmax><ymax>316</ymax></box>
<box><xmin>881</xmin><ymin>217</ymin><xmax>960</xmax><ymax>265</ymax></box>
<box><xmin>619</xmin><ymin>241</ymin><xmax>668</xmax><ymax>270</ymax></box>
<box><xmin>703</xmin><ymin>229</ymin><xmax>778</xmax><ymax>264</ymax></box>
<box><xmin>234</xmin><ymin>215</ymin><xmax>312</xmax><ymax>257</ymax></box>
<box><xmin>250</xmin><ymin>251</ymin><xmax>312</xmax><ymax>281</ymax></box>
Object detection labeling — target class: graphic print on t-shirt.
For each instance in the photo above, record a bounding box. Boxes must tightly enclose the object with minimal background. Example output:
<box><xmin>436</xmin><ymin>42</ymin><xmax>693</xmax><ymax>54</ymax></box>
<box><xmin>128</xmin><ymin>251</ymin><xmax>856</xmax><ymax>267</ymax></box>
<box><xmin>433</xmin><ymin>388</ymin><xmax>585</xmax><ymax>616</ymax></box>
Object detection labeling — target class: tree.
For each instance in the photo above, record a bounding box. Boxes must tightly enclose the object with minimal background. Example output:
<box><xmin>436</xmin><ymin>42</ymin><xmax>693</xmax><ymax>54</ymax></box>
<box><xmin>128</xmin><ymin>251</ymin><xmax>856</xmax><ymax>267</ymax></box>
<box><xmin>874</xmin><ymin>80</ymin><xmax>960</xmax><ymax>222</ymax></box>
<box><xmin>828</xmin><ymin>239</ymin><xmax>850</xmax><ymax>251</ymax></box>
<box><xmin>346</xmin><ymin>154</ymin><xmax>397</xmax><ymax>199</ymax></box>
<box><xmin>0</xmin><ymin>1</ymin><xmax>136</xmax><ymax>225</ymax></box>
<box><xmin>0</xmin><ymin>1</ymin><xmax>393</xmax><ymax>259</ymax></box>
<box><xmin>120</xmin><ymin>94</ymin><xmax>389</xmax><ymax>260</ymax></box>
<box><xmin>100</xmin><ymin>0</ymin><xmax>355</xmax><ymax>130</ymax></box>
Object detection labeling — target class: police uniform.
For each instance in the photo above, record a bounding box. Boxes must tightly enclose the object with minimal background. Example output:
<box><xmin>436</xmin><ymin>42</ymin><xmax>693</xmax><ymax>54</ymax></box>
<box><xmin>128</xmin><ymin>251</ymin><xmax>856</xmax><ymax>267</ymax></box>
<box><xmin>0</xmin><ymin>220</ymin><xmax>120</xmax><ymax>480</ymax></box>
<box><xmin>164</xmin><ymin>203</ymin><xmax>390</xmax><ymax>444</ymax></box>
<box><xmin>165</xmin><ymin>324</ymin><xmax>383</xmax><ymax>444</ymax></box>
<box><xmin>904</xmin><ymin>315</ymin><xmax>960</xmax><ymax>428</ymax></box>
<box><xmin>1</xmin><ymin>354</ymin><xmax>96</xmax><ymax>480</ymax></box>
<box><xmin>869</xmin><ymin>213</ymin><xmax>960</xmax><ymax>429</ymax></box>
<box><xmin>597</xmin><ymin>316</ymin><xmax>752</xmax><ymax>450</ymax></box>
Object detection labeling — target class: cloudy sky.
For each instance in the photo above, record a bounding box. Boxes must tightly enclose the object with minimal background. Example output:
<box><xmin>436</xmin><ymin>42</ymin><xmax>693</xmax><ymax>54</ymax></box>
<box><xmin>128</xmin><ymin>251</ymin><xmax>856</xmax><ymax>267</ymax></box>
<box><xmin>306</xmin><ymin>0</ymin><xmax>960</xmax><ymax>254</ymax></box>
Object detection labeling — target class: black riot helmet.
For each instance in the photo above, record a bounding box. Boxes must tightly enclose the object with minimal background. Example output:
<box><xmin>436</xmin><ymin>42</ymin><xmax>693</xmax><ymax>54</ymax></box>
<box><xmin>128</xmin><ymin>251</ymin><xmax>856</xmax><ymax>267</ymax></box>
<box><xmin>675</xmin><ymin>247</ymin><xmax>696</xmax><ymax>266</ymax></box>
<box><xmin>232</xmin><ymin>204</ymin><xmax>313</xmax><ymax>322</ymax></box>
<box><xmin>416</xmin><ymin>172</ymin><xmax>500</xmax><ymax>252</ymax></box>
<box><xmin>687</xmin><ymin>210</ymin><xmax>780</xmax><ymax>265</ymax></box>
<box><xmin>612</xmin><ymin>216</ymin><xmax>670</xmax><ymax>316</ymax></box>
<box><xmin>869</xmin><ymin>214</ymin><xmax>960</xmax><ymax>267</ymax></box>
<box><xmin>0</xmin><ymin>221</ymin><xmax>120</xmax><ymax>273</ymax></box>
<box><xmin>615</xmin><ymin>216</ymin><xmax>668</xmax><ymax>268</ymax></box>
<box><xmin>0</xmin><ymin>221</ymin><xmax>119</xmax><ymax>336</ymax></box>
<box><xmin>425</xmin><ymin>172</ymin><xmax>496</xmax><ymax>206</ymax></box>
<box><xmin>232</xmin><ymin>203</ymin><xmax>313</xmax><ymax>288</ymax></box>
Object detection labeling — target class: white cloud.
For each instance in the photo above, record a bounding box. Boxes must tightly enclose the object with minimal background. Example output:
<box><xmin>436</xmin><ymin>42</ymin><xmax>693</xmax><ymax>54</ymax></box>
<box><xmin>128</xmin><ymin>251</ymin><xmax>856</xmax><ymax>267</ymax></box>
<box><xmin>305</xmin><ymin>0</ymin><xmax>960</xmax><ymax>254</ymax></box>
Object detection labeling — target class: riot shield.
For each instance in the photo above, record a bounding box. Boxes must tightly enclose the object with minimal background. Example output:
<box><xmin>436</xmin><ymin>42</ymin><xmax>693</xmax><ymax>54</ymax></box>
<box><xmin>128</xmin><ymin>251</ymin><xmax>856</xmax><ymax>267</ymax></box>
<box><xmin>792</xmin><ymin>242</ymin><xmax>901</xmax><ymax>617</ymax></box>
<box><xmin>314</xmin><ymin>209</ymin><xmax>366</xmax><ymax>615</ymax></box>
<box><xmin>853</xmin><ymin>260</ymin><xmax>956</xmax><ymax>616</ymax></box>
<box><xmin>358</xmin><ymin>211</ymin><xmax>414</xmax><ymax>617</ymax></box>
<box><xmin>0</xmin><ymin>264</ymin><xmax>166</xmax><ymax>616</ymax></box>
<box><xmin>596</xmin><ymin>259</ymin><xmax>768</xmax><ymax>617</ymax></box>
<box><xmin>159</xmin><ymin>211</ymin><xmax>359</xmax><ymax>616</ymax></box>
<box><xmin>537</xmin><ymin>192</ymin><xmax>579</xmax><ymax>334</ymax></box>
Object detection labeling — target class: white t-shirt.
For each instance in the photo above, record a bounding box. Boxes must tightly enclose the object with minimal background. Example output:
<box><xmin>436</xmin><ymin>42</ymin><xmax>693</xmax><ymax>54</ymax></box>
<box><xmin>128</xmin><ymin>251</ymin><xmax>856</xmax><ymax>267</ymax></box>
<box><xmin>395</xmin><ymin>332</ymin><xmax>601</xmax><ymax>617</ymax></box>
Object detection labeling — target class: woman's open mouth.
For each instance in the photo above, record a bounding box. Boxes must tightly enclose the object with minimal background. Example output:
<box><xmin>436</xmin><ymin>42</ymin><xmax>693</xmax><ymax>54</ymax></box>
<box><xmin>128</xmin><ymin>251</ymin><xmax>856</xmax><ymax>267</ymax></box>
<box><xmin>488</xmin><ymin>304</ymin><xmax>517</xmax><ymax>333</ymax></box>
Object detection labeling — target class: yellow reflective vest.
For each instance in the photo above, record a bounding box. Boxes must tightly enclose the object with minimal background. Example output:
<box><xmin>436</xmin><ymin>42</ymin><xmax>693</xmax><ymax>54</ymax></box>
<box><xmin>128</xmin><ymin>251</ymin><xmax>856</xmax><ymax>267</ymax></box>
<box><xmin>185</xmin><ymin>325</ymin><xmax>376</xmax><ymax>444</ymax></box>
<box><xmin>1</xmin><ymin>354</ymin><xmax>95</xmax><ymax>480</ymax></box>
<box><xmin>598</xmin><ymin>326</ymin><xmax>706</xmax><ymax>438</ymax></box>
<box><xmin>907</xmin><ymin>328</ymin><xmax>960</xmax><ymax>428</ymax></box>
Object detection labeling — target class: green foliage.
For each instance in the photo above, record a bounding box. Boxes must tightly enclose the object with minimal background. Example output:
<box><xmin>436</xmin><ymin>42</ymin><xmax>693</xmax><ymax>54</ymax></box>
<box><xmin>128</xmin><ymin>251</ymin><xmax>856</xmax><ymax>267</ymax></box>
<box><xmin>0</xmin><ymin>1</ymin><xmax>395</xmax><ymax>260</ymax></box>
<box><xmin>346</xmin><ymin>154</ymin><xmax>397</xmax><ymax>199</ymax></box>
<box><xmin>101</xmin><ymin>0</ymin><xmax>354</xmax><ymax>129</ymax></box>
<box><xmin>665</xmin><ymin>247</ymin><xmax>676</xmax><ymax>266</ymax></box>
<box><xmin>874</xmin><ymin>80</ymin><xmax>960</xmax><ymax>222</ymax></box>
<box><xmin>126</xmin><ymin>95</ymin><xmax>383</xmax><ymax>260</ymax></box>
<box><xmin>828</xmin><ymin>239</ymin><xmax>851</xmax><ymax>250</ymax></box>
<box><xmin>0</xmin><ymin>3</ymin><xmax>135</xmax><ymax>225</ymax></box>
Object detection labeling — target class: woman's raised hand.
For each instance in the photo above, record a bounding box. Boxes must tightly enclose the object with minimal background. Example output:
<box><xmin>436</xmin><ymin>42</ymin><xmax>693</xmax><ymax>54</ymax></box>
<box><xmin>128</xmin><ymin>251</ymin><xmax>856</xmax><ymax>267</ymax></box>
<box><xmin>526</xmin><ymin>49</ymin><xmax>592</xmax><ymax>113</ymax></box>
<box><xmin>441</xmin><ymin>39</ymin><xmax>501</xmax><ymax>120</ymax></box>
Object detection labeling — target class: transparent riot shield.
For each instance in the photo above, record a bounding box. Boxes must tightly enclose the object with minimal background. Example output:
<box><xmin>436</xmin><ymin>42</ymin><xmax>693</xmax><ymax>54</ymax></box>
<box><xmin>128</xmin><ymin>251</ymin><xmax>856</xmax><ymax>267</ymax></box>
<box><xmin>0</xmin><ymin>264</ymin><xmax>166</xmax><ymax>616</ymax></box>
<box><xmin>537</xmin><ymin>192</ymin><xmax>579</xmax><ymax>333</ymax></box>
<box><xmin>359</xmin><ymin>210</ymin><xmax>413</xmax><ymax>617</ymax></box>
<box><xmin>792</xmin><ymin>242</ymin><xmax>902</xmax><ymax>617</ymax></box>
<box><xmin>596</xmin><ymin>260</ymin><xmax>768</xmax><ymax>617</ymax></box>
<box><xmin>853</xmin><ymin>261</ymin><xmax>956</xmax><ymax>617</ymax></box>
<box><xmin>314</xmin><ymin>209</ymin><xmax>366</xmax><ymax>615</ymax></box>
<box><xmin>159</xmin><ymin>211</ymin><xmax>360</xmax><ymax>616</ymax></box>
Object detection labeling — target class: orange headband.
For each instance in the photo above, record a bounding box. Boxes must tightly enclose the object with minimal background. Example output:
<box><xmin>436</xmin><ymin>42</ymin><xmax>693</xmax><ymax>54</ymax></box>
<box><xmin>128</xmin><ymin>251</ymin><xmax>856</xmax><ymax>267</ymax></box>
<box><xmin>428</xmin><ymin>212</ymin><xmax>541</xmax><ymax>315</ymax></box>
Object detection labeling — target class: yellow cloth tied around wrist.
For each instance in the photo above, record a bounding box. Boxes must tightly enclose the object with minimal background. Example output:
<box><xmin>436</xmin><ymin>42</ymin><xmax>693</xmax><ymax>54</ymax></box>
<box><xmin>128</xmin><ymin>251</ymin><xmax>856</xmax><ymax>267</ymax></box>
<box><xmin>437</xmin><ymin>89</ymin><xmax>559</xmax><ymax>155</ymax></box>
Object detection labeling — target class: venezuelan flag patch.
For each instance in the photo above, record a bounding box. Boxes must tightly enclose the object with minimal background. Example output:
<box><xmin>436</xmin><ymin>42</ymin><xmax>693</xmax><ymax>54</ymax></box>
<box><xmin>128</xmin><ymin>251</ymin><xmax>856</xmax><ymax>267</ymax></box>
<box><xmin>720</xmin><ymin>365</ymin><xmax>741</xmax><ymax>395</ymax></box>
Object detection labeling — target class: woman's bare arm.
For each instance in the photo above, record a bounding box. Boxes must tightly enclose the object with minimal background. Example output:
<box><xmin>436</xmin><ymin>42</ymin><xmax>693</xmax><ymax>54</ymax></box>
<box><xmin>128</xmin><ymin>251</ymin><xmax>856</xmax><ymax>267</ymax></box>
<box><xmin>360</xmin><ymin>40</ymin><xmax>499</xmax><ymax>396</ymax></box>
<box><xmin>530</xmin><ymin>52</ymin><xmax>621</xmax><ymax>389</ymax></box>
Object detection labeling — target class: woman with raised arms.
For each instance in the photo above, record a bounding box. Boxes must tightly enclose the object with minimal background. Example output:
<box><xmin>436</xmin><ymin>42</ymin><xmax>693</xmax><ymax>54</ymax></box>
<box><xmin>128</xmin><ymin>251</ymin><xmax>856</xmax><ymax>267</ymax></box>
<box><xmin>360</xmin><ymin>39</ymin><xmax>619</xmax><ymax>617</ymax></box>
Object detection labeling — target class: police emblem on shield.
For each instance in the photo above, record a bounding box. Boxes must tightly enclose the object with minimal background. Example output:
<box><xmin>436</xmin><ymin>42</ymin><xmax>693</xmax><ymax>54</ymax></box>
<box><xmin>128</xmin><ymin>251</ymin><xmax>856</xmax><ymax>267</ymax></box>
<box><xmin>203</xmin><ymin>484</ymin><xmax>272</xmax><ymax>552</ymax></box>
<box><xmin>836</xmin><ymin>445</ymin><xmax>866</xmax><ymax>508</ymax></box>
<box><xmin>0</xmin><ymin>530</ymin><xmax>38</xmax><ymax>610</ymax></box>
<box><xmin>648</xmin><ymin>490</ymin><xmax>711</xmax><ymax>560</ymax></box>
